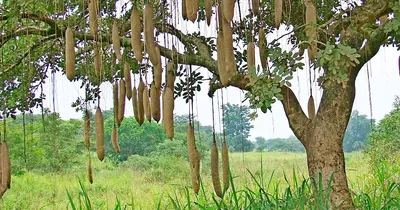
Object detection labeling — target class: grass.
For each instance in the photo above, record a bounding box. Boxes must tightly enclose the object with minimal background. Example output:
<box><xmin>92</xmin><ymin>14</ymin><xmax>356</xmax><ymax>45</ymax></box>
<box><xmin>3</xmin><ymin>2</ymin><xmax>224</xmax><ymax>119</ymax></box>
<box><xmin>0</xmin><ymin>151</ymin><xmax>398</xmax><ymax>209</ymax></box>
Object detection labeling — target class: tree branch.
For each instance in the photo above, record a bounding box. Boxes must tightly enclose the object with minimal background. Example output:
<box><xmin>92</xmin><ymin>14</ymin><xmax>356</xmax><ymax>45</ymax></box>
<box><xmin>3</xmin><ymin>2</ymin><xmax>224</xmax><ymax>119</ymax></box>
<box><xmin>281</xmin><ymin>86</ymin><xmax>309</xmax><ymax>145</ymax></box>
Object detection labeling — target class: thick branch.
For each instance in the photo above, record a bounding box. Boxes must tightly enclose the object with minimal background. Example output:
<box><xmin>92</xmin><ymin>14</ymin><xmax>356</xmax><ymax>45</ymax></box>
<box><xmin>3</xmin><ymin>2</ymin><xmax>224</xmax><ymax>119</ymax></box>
<box><xmin>281</xmin><ymin>86</ymin><xmax>309</xmax><ymax>145</ymax></box>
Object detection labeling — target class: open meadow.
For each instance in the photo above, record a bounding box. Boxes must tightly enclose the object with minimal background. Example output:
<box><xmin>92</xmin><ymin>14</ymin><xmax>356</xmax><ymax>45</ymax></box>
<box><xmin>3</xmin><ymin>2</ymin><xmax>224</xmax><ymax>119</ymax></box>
<box><xmin>2</xmin><ymin>151</ymin><xmax>395</xmax><ymax>210</ymax></box>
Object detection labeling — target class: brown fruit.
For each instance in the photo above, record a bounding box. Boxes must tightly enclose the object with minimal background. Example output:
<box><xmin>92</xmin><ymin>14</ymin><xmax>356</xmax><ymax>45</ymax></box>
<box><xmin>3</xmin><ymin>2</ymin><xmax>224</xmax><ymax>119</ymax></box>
<box><xmin>305</xmin><ymin>3</ymin><xmax>317</xmax><ymax>61</ymax></box>
<box><xmin>308</xmin><ymin>95</ymin><xmax>316</xmax><ymax>120</ymax></box>
<box><xmin>138</xmin><ymin>79</ymin><xmax>145</xmax><ymax>125</ymax></box>
<box><xmin>252</xmin><ymin>0</ymin><xmax>259</xmax><ymax>15</ymax></box>
<box><xmin>112</xmin><ymin>20</ymin><xmax>123</xmax><ymax>61</ymax></box>
<box><xmin>274</xmin><ymin>0</ymin><xmax>283</xmax><ymax>28</ymax></box>
<box><xmin>191</xmin><ymin>148</ymin><xmax>200</xmax><ymax>194</ymax></box>
<box><xmin>131</xmin><ymin>7</ymin><xmax>143</xmax><ymax>62</ymax></box>
<box><xmin>222</xmin><ymin>0</ymin><xmax>234</xmax><ymax>22</ymax></box>
<box><xmin>187</xmin><ymin>123</ymin><xmax>196</xmax><ymax>161</ymax></box>
<box><xmin>182</xmin><ymin>0</ymin><xmax>188</xmax><ymax>20</ymax></box>
<box><xmin>186</xmin><ymin>0</ymin><xmax>199</xmax><ymax>22</ymax></box>
<box><xmin>84</xmin><ymin>110</ymin><xmax>90</xmax><ymax>149</ymax></box>
<box><xmin>88</xmin><ymin>0</ymin><xmax>98</xmax><ymax>38</ymax></box>
<box><xmin>95</xmin><ymin>107</ymin><xmax>105</xmax><ymax>161</ymax></box>
<box><xmin>222</xmin><ymin>140</ymin><xmax>229</xmax><ymax>192</ymax></box>
<box><xmin>132</xmin><ymin>87</ymin><xmax>140</xmax><ymax>124</ymax></box>
<box><xmin>217</xmin><ymin>31</ymin><xmax>228</xmax><ymax>86</ymax></box>
<box><xmin>211</xmin><ymin>141</ymin><xmax>222</xmax><ymax>197</ymax></box>
<box><xmin>258</xmin><ymin>28</ymin><xmax>267</xmax><ymax>69</ymax></box>
<box><xmin>111</xmin><ymin>125</ymin><xmax>120</xmax><ymax>153</ymax></box>
<box><xmin>118</xmin><ymin>79</ymin><xmax>126</xmax><ymax>125</ymax></box>
<box><xmin>163</xmin><ymin>87</ymin><xmax>174</xmax><ymax>139</ymax></box>
<box><xmin>143</xmin><ymin>85</ymin><xmax>151</xmax><ymax>122</ymax></box>
<box><xmin>88</xmin><ymin>157</ymin><xmax>93</xmax><ymax>184</ymax></box>
<box><xmin>65</xmin><ymin>27</ymin><xmax>75</xmax><ymax>81</ymax></box>
<box><xmin>166</xmin><ymin>62</ymin><xmax>176</xmax><ymax>88</ymax></box>
<box><xmin>144</xmin><ymin>4</ymin><xmax>159</xmax><ymax>66</ymax></box>
<box><xmin>222</xmin><ymin>19</ymin><xmax>236</xmax><ymax>77</ymax></box>
<box><xmin>94</xmin><ymin>46</ymin><xmax>101</xmax><ymax>76</ymax></box>
<box><xmin>205</xmin><ymin>0</ymin><xmax>212</xmax><ymax>26</ymax></box>
<box><xmin>124</xmin><ymin>63</ymin><xmax>133</xmax><ymax>100</ymax></box>
<box><xmin>113</xmin><ymin>80</ymin><xmax>120</xmax><ymax>126</ymax></box>
<box><xmin>247</xmin><ymin>42</ymin><xmax>255</xmax><ymax>73</ymax></box>
<box><xmin>151</xmin><ymin>84</ymin><xmax>161</xmax><ymax>122</ymax></box>
<box><xmin>154</xmin><ymin>47</ymin><xmax>162</xmax><ymax>88</ymax></box>
<box><xmin>379</xmin><ymin>15</ymin><xmax>388</xmax><ymax>25</ymax></box>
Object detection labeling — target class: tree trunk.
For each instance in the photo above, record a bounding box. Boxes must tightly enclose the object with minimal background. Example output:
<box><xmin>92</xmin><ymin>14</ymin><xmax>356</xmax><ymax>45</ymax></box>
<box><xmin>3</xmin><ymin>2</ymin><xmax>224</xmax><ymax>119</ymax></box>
<box><xmin>304</xmin><ymin>123</ymin><xmax>353</xmax><ymax>209</ymax></box>
<box><xmin>302</xmin><ymin>78</ymin><xmax>356</xmax><ymax>209</ymax></box>
<box><xmin>281</xmin><ymin>72</ymin><xmax>357</xmax><ymax>209</ymax></box>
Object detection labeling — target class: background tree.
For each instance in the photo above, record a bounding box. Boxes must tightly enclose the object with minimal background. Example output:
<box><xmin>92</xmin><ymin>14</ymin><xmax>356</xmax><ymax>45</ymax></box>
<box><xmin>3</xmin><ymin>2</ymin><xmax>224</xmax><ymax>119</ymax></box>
<box><xmin>223</xmin><ymin>103</ymin><xmax>254</xmax><ymax>152</ymax></box>
<box><xmin>366</xmin><ymin>96</ymin><xmax>400</xmax><ymax>162</ymax></box>
<box><xmin>265</xmin><ymin>136</ymin><xmax>305</xmax><ymax>153</ymax></box>
<box><xmin>343</xmin><ymin>111</ymin><xmax>374</xmax><ymax>152</ymax></box>
<box><xmin>0</xmin><ymin>0</ymin><xmax>397</xmax><ymax>207</ymax></box>
<box><xmin>255</xmin><ymin>136</ymin><xmax>267</xmax><ymax>152</ymax></box>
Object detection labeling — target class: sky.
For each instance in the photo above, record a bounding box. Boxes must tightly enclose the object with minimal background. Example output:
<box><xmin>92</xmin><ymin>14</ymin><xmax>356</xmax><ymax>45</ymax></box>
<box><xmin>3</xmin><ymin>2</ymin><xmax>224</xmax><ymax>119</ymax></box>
<box><xmin>34</xmin><ymin>1</ymin><xmax>400</xmax><ymax>141</ymax></box>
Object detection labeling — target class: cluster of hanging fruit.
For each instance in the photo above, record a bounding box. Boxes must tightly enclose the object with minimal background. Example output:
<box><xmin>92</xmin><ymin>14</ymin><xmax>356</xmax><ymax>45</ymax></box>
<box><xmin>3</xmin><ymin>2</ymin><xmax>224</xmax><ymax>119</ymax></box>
<box><xmin>63</xmin><ymin>0</ymin><xmax>319</xmax><ymax>196</ymax></box>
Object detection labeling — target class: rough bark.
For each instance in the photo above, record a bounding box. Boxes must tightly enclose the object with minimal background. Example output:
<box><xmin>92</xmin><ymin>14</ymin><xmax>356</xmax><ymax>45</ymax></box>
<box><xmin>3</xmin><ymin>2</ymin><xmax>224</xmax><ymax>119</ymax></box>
<box><xmin>303</xmin><ymin>80</ymin><xmax>355</xmax><ymax>209</ymax></box>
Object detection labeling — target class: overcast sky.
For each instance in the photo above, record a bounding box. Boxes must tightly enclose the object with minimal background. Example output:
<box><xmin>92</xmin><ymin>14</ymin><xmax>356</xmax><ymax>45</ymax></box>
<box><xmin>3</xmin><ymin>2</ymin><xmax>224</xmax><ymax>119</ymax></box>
<box><xmin>35</xmin><ymin>1</ymin><xmax>400</xmax><ymax>141</ymax></box>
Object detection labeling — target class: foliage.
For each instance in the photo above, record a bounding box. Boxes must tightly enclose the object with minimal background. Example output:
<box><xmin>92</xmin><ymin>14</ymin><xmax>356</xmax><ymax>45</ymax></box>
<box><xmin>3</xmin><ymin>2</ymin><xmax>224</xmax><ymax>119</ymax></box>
<box><xmin>222</xmin><ymin>103</ymin><xmax>254</xmax><ymax>152</ymax></box>
<box><xmin>6</xmin><ymin>112</ymin><xmax>82</xmax><ymax>173</ymax></box>
<box><xmin>365</xmin><ymin>96</ymin><xmax>400</xmax><ymax>166</ymax></box>
<box><xmin>343</xmin><ymin>110</ymin><xmax>374</xmax><ymax>152</ymax></box>
<box><xmin>255</xmin><ymin>136</ymin><xmax>267</xmax><ymax>152</ymax></box>
<box><xmin>264</xmin><ymin>136</ymin><xmax>305</xmax><ymax>153</ymax></box>
<box><xmin>103</xmin><ymin>111</ymin><xmax>166</xmax><ymax>162</ymax></box>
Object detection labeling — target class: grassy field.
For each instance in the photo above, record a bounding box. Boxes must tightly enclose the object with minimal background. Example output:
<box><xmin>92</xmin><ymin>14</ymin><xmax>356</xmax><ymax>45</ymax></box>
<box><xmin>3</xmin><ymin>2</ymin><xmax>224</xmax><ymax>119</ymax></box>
<box><xmin>0</xmin><ymin>151</ymin><xmax>394</xmax><ymax>209</ymax></box>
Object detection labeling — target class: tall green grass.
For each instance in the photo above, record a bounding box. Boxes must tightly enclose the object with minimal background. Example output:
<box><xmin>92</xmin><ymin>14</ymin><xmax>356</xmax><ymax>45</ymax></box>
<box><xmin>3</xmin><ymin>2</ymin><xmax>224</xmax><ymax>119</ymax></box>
<box><xmin>0</xmin><ymin>152</ymin><xmax>398</xmax><ymax>209</ymax></box>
